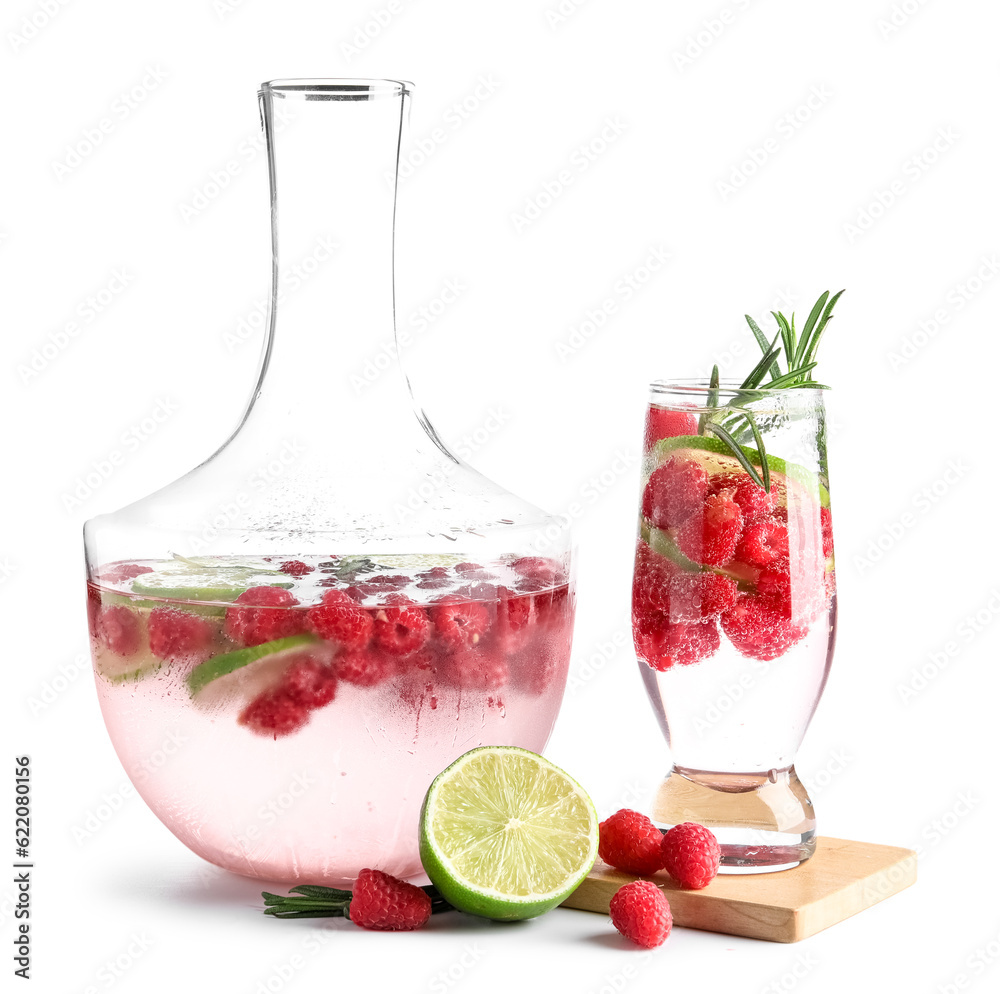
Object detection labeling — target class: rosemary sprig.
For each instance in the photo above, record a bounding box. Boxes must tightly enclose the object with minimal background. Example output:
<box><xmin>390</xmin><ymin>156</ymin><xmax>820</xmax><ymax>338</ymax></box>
<box><xmin>262</xmin><ymin>883</ymin><xmax>455</xmax><ymax>920</ymax></box>
<box><xmin>700</xmin><ymin>289</ymin><xmax>843</xmax><ymax>490</ymax></box>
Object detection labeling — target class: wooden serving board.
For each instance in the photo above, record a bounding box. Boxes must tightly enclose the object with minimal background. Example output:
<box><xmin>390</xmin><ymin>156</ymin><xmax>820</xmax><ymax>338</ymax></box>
<box><xmin>561</xmin><ymin>837</ymin><xmax>916</xmax><ymax>943</ymax></box>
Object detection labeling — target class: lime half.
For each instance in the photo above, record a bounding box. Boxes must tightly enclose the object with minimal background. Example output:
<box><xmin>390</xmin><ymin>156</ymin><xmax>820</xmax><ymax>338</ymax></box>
<box><xmin>419</xmin><ymin>746</ymin><xmax>599</xmax><ymax>921</ymax></box>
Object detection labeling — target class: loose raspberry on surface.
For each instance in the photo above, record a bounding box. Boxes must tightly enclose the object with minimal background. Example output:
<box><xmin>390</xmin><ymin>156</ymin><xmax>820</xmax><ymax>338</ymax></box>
<box><xmin>642</xmin><ymin>456</ymin><xmax>709</xmax><ymax>530</ymax></box>
<box><xmin>675</xmin><ymin>491</ymin><xmax>743</xmax><ymax>566</ymax></box>
<box><xmin>643</xmin><ymin>406</ymin><xmax>698</xmax><ymax>451</ymax></box>
<box><xmin>660</xmin><ymin>822</ymin><xmax>721</xmax><ymax>890</ymax></box>
<box><xmin>281</xmin><ymin>656</ymin><xmax>337</xmax><ymax>708</ymax></box>
<box><xmin>148</xmin><ymin>608</ymin><xmax>214</xmax><ymax>662</ymax></box>
<box><xmin>239</xmin><ymin>689</ymin><xmax>309</xmax><ymax>737</ymax></box>
<box><xmin>334</xmin><ymin>646</ymin><xmax>395</xmax><ymax>687</ymax></box>
<box><xmin>708</xmin><ymin>472</ymin><xmax>773</xmax><ymax>524</ymax></box>
<box><xmin>720</xmin><ymin>594</ymin><xmax>808</xmax><ymax>661</ymax></box>
<box><xmin>373</xmin><ymin>595</ymin><xmax>431</xmax><ymax>656</ymax></box>
<box><xmin>308</xmin><ymin>589</ymin><xmax>374</xmax><ymax>649</ymax></box>
<box><xmin>599</xmin><ymin>809</ymin><xmax>664</xmax><ymax>876</ymax></box>
<box><xmin>734</xmin><ymin>517</ymin><xmax>789</xmax><ymax>567</ymax></box>
<box><xmin>224</xmin><ymin>586</ymin><xmax>305</xmax><ymax>647</ymax></box>
<box><xmin>430</xmin><ymin>600</ymin><xmax>492</xmax><ymax>649</ymax></box>
<box><xmin>279</xmin><ymin>560</ymin><xmax>314</xmax><ymax>577</ymax></box>
<box><xmin>347</xmin><ymin>869</ymin><xmax>432</xmax><ymax>931</ymax></box>
<box><xmin>633</xmin><ymin>611</ymin><xmax>720</xmax><ymax>671</ymax></box>
<box><xmin>95</xmin><ymin>605</ymin><xmax>143</xmax><ymax>656</ymax></box>
<box><xmin>609</xmin><ymin>880</ymin><xmax>673</xmax><ymax>948</ymax></box>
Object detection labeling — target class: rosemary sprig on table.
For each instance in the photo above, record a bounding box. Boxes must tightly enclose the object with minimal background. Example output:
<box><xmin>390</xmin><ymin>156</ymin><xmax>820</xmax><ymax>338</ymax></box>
<box><xmin>262</xmin><ymin>883</ymin><xmax>454</xmax><ymax>919</ymax></box>
<box><xmin>699</xmin><ymin>289</ymin><xmax>844</xmax><ymax>491</ymax></box>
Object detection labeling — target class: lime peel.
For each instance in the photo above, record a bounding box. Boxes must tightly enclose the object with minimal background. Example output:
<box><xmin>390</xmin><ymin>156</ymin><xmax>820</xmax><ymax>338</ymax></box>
<box><xmin>186</xmin><ymin>633</ymin><xmax>319</xmax><ymax>695</ymax></box>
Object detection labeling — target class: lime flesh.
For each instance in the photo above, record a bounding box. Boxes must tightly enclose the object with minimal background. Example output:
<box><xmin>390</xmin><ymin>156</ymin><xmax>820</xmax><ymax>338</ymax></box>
<box><xmin>419</xmin><ymin>746</ymin><xmax>599</xmax><ymax>921</ymax></box>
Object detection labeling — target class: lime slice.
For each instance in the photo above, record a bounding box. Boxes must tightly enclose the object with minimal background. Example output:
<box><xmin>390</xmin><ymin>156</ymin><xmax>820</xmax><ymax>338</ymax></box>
<box><xmin>419</xmin><ymin>746</ymin><xmax>599</xmax><ymax>921</ymax></box>
<box><xmin>650</xmin><ymin>434</ymin><xmax>830</xmax><ymax>508</ymax></box>
<box><xmin>94</xmin><ymin>647</ymin><xmax>162</xmax><ymax>684</ymax></box>
<box><xmin>127</xmin><ymin>556</ymin><xmax>292</xmax><ymax>605</ymax></box>
<box><xmin>187</xmin><ymin>633</ymin><xmax>319</xmax><ymax>695</ymax></box>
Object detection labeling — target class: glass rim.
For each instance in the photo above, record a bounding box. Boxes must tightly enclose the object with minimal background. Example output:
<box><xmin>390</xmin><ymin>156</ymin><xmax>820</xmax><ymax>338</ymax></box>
<box><xmin>650</xmin><ymin>378</ymin><xmax>829</xmax><ymax>396</ymax></box>
<box><xmin>260</xmin><ymin>78</ymin><xmax>411</xmax><ymax>101</ymax></box>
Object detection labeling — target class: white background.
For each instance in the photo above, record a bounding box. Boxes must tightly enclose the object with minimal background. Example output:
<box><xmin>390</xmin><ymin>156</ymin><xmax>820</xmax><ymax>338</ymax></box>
<box><xmin>3</xmin><ymin>0</ymin><xmax>999</xmax><ymax>991</ymax></box>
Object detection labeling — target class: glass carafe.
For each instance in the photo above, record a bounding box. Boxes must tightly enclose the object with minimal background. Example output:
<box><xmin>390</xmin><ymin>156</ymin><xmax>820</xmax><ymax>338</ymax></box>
<box><xmin>83</xmin><ymin>79</ymin><xmax>574</xmax><ymax>886</ymax></box>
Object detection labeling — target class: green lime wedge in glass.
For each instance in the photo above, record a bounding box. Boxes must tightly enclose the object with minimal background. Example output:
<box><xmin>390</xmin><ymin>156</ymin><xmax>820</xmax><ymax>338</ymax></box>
<box><xmin>95</xmin><ymin>648</ymin><xmax>162</xmax><ymax>684</ymax></box>
<box><xmin>187</xmin><ymin>633</ymin><xmax>318</xmax><ymax>695</ymax></box>
<box><xmin>419</xmin><ymin>746</ymin><xmax>599</xmax><ymax>921</ymax></box>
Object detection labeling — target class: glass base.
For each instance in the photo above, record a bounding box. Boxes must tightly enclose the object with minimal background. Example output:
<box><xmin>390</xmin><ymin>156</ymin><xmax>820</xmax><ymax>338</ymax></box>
<box><xmin>651</xmin><ymin>765</ymin><xmax>816</xmax><ymax>873</ymax></box>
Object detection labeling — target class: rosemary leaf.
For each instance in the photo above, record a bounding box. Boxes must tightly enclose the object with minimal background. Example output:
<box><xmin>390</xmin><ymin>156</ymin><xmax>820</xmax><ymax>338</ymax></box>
<box><xmin>745</xmin><ymin>314</ymin><xmax>782</xmax><ymax>379</ymax></box>
<box><xmin>801</xmin><ymin>288</ymin><xmax>844</xmax><ymax>368</ymax></box>
<box><xmin>740</xmin><ymin>411</ymin><xmax>770</xmax><ymax>492</ymax></box>
<box><xmin>703</xmin><ymin>422</ymin><xmax>766</xmax><ymax>490</ymax></box>
<box><xmin>740</xmin><ymin>337</ymin><xmax>781</xmax><ymax>389</ymax></box>
<box><xmin>793</xmin><ymin>291</ymin><xmax>829</xmax><ymax>367</ymax></box>
<box><xmin>765</xmin><ymin>362</ymin><xmax>818</xmax><ymax>389</ymax></box>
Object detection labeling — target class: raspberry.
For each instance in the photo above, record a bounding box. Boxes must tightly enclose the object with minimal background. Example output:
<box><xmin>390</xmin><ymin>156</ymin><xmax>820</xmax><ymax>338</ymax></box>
<box><xmin>308</xmin><ymin>589</ymin><xmax>374</xmax><ymax>649</ymax></box>
<box><xmin>453</xmin><ymin>562</ymin><xmax>483</xmax><ymax>574</ymax></box>
<box><xmin>660</xmin><ymin>822</ymin><xmax>721</xmax><ymax>889</ymax></box>
<box><xmin>756</xmin><ymin>563</ymin><xmax>826</xmax><ymax>629</ymax></box>
<box><xmin>94</xmin><ymin>605</ymin><xmax>143</xmax><ymax>656</ymax></box>
<box><xmin>98</xmin><ymin>563</ymin><xmax>154</xmax><ymax>585</ymax></box>
<box><xmin>735</xmin><ymin>517</ymin><xmax>789</xmax><ymax>567</ymax></box>
<box><xmin>239</xmin><ymin>689</ymin><xmax>309</xmax><ymax>737</ymax></box>
<box><xmin>511</xmin><ymin>556</ymin><xmax>563</xmax><ymax>585</ymax></box>
<box><xmin>444</xmin><ymin>646</ymin><xmax>508</xmax><ymax>690</ymax></box>
<box><xmin>517</xmin><ymin>643</ymin><xmax>560</xmax><ymax>695</ymax></box>
<box><xmin>642</xmin><ymin>456</ymin><xmax>709</xmax><ymax>529</ymax></box>
<box><xmin>598</xmin><ymin>809</ymin><xmax>664</xmax><ymax>876</ymax></box>
<box><xmin>347</xmin><ymin>868</ymin><xmax>432</xmax><ymax>931</ymax></box>
<box><xmin>148</xmin><ymin>608</ymin><xmax>214</xmax><ymax>662</ymax></box>
<box><xmin>373</xmin><ymin>595</ymin><xmax>430</xmax><ymax>656</ymax></box>
<box><xmin>495</xmin><ymin>587</ymin><xmax>533</xmax><ymax>652</ymax></box>
<box><xmin>676</xmin><ymin>492</ymin><xmax>743</xmax><ymax>566</ymax></box>
<box><xmin>708</xmin><ymin>472</ymin><xmax>773</xmax><ymax>524</ymax></box>
<box><xmin>633</xmin><ymin>611</ymin><xmax>719</xmax><ymax>671</ymax></box>
<box><xmin>224</xmin><ymin>586</ymin><xmax>305</xmax><ymax>647</ymax></box>
<box><xmin>430</xmin><ymin>600</ymin><xmax>492</xmax><ymax>649</ymax></box>
<box><xmin>609</xmin><ymin>880</ymin><xmax>672</xmax><ymax>948</ymax></box>
<box><xmin>632</xmin><ymin>541</ymin><xmax>680</xmax><ymax>615</ymax></box>
<box><xmin>666</xmin><ymin>572</ymin><xmax>738</xmax><ymax>622</ymax></box>
<box><xmin>334</xmin><ymin>647</ymin><xmax>395</xmax><ymax>686</ymax></box>
<box><xmin>365</xmin><ymin>574</ymin><xmax>413</xmax><ymax>591</ymax></box>
<box><xmin>821</xmin><ymin>505</ymin><xmax>834</xmax><ymax>559</ymax></box>
<box><xmin>279</xmin><ymin>560</ymin><xmax>314</xmax><ymax>577</ymax></box>
<box><xmin>418</xmin><ymin>567</ymin><xmax>449</xmax><ymax>579</ymax></box>
<box><xmin>644</xmin><ymin>406</ymin><xmax>698</xmax><ymax>451</ymax></box>
<box><xmin>282</xmin><ymin>656</ymin><xmax>337</xmax><ymax>708</ymax></box>
<box><xmin>720</xmin><ymin>594</ymin><xmax>807</xmax><ymax>661</ymax></box>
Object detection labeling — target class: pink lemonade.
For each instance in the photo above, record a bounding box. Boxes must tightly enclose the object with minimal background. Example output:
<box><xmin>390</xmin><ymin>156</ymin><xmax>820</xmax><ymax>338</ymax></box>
<box><xmin>87</xmin><ymin>554</ymin><xmax>573</xmax><ymax>885</ymax></box>
<box><xmin>633</xmin><ymin>406</ymin><xmax>836</xmax><ymax>778</ymax></box>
